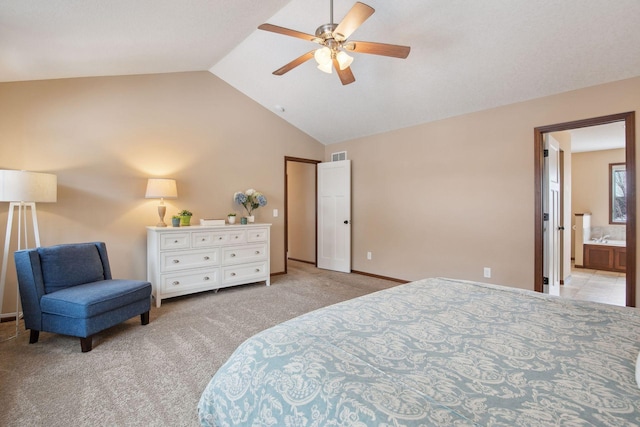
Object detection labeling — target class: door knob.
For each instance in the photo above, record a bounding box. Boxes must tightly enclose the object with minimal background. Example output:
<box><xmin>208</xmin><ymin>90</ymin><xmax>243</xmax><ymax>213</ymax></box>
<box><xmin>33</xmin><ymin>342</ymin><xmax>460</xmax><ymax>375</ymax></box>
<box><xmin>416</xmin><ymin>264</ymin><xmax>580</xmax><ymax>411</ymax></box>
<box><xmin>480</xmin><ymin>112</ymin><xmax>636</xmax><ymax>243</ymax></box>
<box><xmin>344</xmin><ymin>220</ymin><xmax>349</xmax><ymax>224</ymax></box>
<box><xmin>558</xmin><ymin>226</ymin><xmax>565</xmax><ymax>230</ymax></box>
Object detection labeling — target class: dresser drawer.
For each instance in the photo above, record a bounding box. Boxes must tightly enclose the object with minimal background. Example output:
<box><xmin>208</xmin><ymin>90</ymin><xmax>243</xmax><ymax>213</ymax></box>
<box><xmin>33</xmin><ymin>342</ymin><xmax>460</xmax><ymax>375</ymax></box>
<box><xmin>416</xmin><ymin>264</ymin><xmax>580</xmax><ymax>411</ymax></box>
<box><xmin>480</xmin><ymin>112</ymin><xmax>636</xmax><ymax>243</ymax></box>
<box><xmin>192</xmin><ymin>230</ymin><xmax>247</xmax><ymax>247</ymax></box>
<box><xmin>247</xmin><ymin>228</ymin><xmax>268</xmax><ymax>243</ymax></box>
<box><xmin>226</xmin><ymin>230</ymin><xmax>247</xmax><ymax>244</ymax></box>
<box><xmin>222</xmin><ymin>244</ymin><xmax>267</xmax><ymax>265</ymax></box>
<box><xmin>160</xmin><ymin>233</ymin><xmax>190</xmax><ymax>250</ymax></box>
<box><xmin>192</xmin><ymin>231</ymin><xmax>225</xmax><ymax>248</ymax></box>
<box><xmin>161</xmin><ymin>248</ymin><xmax>220</xmax><ymax>272</ymax></box>
<box><xmin>161</xmin><ymin>269</ymin><xmax>220</xmax><ymax>293</ymax></box>
<box><xmin>222</xmin><ymin>261</ymin><xmax>267</xmax><ymax>285</ymax></box>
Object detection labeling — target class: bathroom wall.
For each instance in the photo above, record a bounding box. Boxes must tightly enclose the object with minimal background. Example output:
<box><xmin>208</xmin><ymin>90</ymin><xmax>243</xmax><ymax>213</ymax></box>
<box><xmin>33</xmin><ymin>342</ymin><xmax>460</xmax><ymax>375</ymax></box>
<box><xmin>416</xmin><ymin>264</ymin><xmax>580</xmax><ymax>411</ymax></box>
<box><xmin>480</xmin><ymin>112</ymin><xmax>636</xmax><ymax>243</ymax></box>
<box><xmin>572</xmin><ymin>148</ymin><xmax>626</xmax><ymax>242</ymax></box>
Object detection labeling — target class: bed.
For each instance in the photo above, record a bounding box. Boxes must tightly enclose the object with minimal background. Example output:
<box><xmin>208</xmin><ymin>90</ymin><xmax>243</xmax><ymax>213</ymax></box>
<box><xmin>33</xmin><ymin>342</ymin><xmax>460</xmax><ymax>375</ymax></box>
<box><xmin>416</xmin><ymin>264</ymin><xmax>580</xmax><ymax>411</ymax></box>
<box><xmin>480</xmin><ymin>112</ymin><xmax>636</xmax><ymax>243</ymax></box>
<box><xmin>198</xmin><ymin>277</ymin><xmax>640</xmax><ymax>426</ymax></box>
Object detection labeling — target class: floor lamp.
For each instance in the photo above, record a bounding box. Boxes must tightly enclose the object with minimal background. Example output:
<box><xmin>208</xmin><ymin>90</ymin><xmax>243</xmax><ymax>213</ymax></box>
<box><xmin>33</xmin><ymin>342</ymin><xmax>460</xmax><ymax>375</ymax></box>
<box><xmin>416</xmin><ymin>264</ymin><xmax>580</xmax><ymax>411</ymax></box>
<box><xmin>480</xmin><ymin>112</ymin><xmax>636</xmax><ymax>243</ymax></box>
<box><xmin>0</xmin><ymin>170</ymin><xmax>57</xmax><ymax>337</ymax></box>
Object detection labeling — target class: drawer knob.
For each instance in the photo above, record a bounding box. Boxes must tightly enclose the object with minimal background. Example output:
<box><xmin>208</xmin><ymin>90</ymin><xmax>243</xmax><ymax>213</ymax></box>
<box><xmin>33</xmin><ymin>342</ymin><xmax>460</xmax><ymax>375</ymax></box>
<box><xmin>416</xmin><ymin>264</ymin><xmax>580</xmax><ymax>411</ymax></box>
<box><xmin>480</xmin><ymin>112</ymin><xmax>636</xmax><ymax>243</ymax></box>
<box><xmin>230</xmin><ymin>272</ymin><xmax>236</xmax><ymax>276</ymax></box>
<box><xmin>235</xmin><ymin>236</ymin><xmax>239</xmax><ymax>239</ymax></box>
<box><xmin>255</xmin><ymin>250</ymin><xmax>260</xmax><ymax>254</ymax></box>
<box><xmin>172</xmin><ymin>281</ymin><xmax>180</xmax><ymax>286</ymax></box>
<box><xmin>204</xmin><ymin>256</ymin><xmax>210</xmax><ymax>260</ymax></box>
<box><xmin>174</xmin><ymin>240</ymin><xmax>178</xmax><ymax>243</ymax></box>
<box><xmin>230</xmin><ymin>253</ymin><xmax>236</xmax><ymax>257</ymax></box>
<box><xmin>218</xmin><ymin>237</ymin><xmax>223</xmax><ymax>240</ymax></box>
<box><xmin>255</xmin><ymin>268</ymin><xmax>260</xmax><ymax>272</ymax></box>
<box><xmin>256</xmin><ymin>234</ymin><xmax>260</xmax><ymax>237</ymax></box>
<box><xmin>173</xmin><ymin>259</ymin><xmax>180</xmax><ymax>264</ymax></box>
<box><xmin>202</xmin><ymin>238</ymin><xmax>206</xmax><ymax>241</ymax></box>
<box><xmin>204</xmin><ymin>276</ymin><xmax>210</xmax><ymax>281</ymax></box>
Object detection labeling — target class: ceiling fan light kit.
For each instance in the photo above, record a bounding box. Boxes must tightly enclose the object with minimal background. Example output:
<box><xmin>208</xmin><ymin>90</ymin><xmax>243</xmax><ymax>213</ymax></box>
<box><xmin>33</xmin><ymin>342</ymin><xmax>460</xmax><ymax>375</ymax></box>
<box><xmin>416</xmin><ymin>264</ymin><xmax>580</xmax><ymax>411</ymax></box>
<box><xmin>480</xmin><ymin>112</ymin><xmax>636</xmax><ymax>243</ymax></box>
<box><xmin>258</xmin><ymin>1</ymin><xmax>410</xmax><ymax>85</ymax></box>
<box><xmin>314</xmin><ymin>46</ymin><xmax>333</xmax><ymax>73</ymax></box>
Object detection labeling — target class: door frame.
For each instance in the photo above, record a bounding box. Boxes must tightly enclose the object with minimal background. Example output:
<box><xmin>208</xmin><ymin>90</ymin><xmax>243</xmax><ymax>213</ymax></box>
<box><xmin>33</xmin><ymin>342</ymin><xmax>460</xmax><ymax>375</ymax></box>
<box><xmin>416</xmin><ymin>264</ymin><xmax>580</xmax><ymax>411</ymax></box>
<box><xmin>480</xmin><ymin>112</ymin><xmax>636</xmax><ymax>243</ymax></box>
<box><xmin>534</xmin><ymin>111</ymin><xmax>636</xmax><ymax>307</ymax></box>
<box><xmin>284</xmin><ymin>156</ymin><xmax>321</xmax><ymax>274</ymax></box>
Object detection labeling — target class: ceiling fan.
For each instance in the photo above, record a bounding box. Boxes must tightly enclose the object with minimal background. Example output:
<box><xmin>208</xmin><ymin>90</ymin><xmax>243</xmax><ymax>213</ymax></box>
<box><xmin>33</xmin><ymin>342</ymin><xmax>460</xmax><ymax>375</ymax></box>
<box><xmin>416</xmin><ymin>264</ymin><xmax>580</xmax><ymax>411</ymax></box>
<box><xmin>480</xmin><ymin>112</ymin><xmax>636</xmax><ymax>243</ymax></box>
<box><xmin>258</xmin><ymin>1</ymin><xmax>410</xmax><ymax>85</ymax></box>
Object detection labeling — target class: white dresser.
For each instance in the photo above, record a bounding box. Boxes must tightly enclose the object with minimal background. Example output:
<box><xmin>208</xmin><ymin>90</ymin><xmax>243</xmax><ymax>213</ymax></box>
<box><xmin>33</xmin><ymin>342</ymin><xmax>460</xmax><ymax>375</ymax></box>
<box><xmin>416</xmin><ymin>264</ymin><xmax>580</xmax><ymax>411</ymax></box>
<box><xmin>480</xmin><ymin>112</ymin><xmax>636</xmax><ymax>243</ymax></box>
<box><xmin>147</xmin><ymin>223</ymin><xmax>271</xmax><ymax>307</ymax></box>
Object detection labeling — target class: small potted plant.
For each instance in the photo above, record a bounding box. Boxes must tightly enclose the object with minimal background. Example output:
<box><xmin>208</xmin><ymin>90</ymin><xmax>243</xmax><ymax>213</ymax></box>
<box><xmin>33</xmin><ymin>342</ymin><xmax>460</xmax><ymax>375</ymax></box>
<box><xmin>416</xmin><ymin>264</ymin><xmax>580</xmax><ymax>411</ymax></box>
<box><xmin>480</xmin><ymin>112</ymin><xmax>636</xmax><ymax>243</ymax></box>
<box><xmin>171</xmin><ymin>215</ymin><xmax>181</xmax><ymax>227</ymax></box>
<box><xmin>178</xmin><ymin>209</ymin><xmax>193</xmax><ymax>226</ymax></box>
<box><xmin>227</xmin><ymin>213</ymin><xmax>236</xmax><ymax>224</ymax></box>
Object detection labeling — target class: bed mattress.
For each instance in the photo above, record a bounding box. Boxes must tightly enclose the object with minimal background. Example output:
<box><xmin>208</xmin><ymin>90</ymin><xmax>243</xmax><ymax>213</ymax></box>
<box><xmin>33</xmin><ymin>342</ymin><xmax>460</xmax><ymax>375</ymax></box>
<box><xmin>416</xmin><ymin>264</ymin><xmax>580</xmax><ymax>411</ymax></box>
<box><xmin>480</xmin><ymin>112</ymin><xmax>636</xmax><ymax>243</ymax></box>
<box><xmin>198</xmin><ymin>277</ymin><xmax>640</xmax><ymax>426</ymax></box>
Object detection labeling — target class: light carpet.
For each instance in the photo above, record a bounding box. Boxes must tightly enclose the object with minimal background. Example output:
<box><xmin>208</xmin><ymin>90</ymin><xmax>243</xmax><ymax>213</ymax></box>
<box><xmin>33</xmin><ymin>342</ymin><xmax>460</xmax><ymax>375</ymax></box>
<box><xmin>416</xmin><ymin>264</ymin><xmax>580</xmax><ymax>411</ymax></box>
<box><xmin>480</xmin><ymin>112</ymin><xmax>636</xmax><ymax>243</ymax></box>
<box><xmin>0</xmin><ymin>260</ymin><xmax>399</xmax><ymax>427</ymax></box>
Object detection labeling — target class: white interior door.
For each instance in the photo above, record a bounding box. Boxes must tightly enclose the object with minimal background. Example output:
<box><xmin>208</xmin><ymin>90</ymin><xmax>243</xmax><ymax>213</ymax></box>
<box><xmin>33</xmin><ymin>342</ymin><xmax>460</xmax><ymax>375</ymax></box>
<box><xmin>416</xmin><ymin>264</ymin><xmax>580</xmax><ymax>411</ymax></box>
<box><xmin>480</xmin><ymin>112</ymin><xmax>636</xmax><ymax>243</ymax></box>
<box><xmin>317</xmin><ymin>160</ymin><xmax>351</xmax><ymax>272</ymax></box>
<box><xmin>544</xmin><ymin>135</ymin><xmax>561</xmax><ymax>296</ymax></box>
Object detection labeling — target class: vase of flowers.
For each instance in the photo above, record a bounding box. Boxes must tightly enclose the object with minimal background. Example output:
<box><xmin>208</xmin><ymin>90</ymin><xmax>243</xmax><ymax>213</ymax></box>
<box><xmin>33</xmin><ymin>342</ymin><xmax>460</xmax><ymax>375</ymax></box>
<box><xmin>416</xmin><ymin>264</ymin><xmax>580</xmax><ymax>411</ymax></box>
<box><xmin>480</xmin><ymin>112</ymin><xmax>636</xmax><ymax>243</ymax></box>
<box><xmin>233</xmin><ymin>189</ymin><xmax>268</xmax><ymax>221</ymax></box>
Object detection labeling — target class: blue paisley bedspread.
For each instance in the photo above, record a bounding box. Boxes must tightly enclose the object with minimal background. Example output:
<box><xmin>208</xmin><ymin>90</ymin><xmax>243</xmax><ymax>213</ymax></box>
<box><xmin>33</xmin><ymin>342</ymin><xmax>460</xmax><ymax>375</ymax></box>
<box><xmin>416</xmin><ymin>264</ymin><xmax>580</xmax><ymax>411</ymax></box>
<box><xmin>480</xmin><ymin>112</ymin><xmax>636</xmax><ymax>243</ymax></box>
<box><xmin>198</xmin><ymin>277</ymin><xmax>640</xmax><ymax>426</ymax></box>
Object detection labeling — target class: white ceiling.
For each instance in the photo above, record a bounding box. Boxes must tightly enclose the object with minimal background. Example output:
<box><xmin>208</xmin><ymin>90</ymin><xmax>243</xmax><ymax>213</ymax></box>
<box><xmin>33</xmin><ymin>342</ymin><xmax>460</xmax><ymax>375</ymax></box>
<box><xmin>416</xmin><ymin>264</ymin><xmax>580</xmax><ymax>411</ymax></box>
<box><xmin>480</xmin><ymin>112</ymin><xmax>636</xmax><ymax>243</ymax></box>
<box><xmin>570</xmin><ymin>122</ymin><xmax>626</xmax><ymax>153</ymax></box>
<box><xmin>1</xmin><ymin>0</ymin><xmax>640</xmax><ymax>145</ymax></box>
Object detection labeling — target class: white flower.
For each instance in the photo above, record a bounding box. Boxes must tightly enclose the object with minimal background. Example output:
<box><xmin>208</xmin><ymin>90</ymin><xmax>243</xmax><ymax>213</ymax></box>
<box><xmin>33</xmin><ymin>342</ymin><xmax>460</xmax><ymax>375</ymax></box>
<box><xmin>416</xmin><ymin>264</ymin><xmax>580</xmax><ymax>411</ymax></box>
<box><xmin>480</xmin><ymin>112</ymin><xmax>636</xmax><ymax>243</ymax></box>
<box><xmin>245</xmin><ymin>188</ymin><xmax>255</xmax><ymax>196</ymax></box>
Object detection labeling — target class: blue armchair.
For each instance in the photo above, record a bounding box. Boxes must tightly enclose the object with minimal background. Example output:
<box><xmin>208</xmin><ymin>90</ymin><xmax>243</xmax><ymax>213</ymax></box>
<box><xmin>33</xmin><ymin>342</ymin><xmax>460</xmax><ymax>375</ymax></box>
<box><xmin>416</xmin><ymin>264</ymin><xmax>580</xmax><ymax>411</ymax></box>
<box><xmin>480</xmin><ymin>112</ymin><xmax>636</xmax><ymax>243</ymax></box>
<box><xmin>14</xmin><ymin>242</ymin><xmax>151</xmax><ymax>352</ymax></box>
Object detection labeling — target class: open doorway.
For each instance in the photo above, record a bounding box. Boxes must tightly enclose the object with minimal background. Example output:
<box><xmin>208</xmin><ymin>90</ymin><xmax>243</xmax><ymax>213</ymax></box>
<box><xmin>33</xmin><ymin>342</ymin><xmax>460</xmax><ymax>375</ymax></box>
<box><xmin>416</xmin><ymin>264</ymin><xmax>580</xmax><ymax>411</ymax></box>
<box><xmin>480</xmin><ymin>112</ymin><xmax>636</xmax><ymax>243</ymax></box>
<box><xmin>284</xmin><ymin>157</ymin><xmax>320</xmax><ymax>273</ymax></box>
<box><xmin>534</xmin><ymin>112</ymin><xmax>636</xmax><ymax>307</ymax></box>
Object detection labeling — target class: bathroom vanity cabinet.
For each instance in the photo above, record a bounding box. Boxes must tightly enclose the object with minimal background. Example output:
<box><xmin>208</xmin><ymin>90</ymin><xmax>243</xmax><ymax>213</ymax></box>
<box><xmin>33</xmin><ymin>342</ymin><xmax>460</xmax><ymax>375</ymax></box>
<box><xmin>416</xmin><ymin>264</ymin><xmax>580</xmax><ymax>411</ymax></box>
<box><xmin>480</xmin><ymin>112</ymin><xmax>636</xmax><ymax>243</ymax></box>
<box><xmin>583</xmin><ymin>244</ymin><xmax>626</xmax><ymax>273</ymax></box>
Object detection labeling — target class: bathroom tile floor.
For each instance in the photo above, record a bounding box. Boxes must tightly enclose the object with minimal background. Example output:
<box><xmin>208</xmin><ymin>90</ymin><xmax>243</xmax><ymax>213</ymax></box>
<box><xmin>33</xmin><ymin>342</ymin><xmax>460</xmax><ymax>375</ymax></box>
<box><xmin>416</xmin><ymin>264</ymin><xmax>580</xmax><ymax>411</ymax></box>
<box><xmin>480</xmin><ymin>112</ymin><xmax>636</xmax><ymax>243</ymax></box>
<box><xmin>560</xmin><ymin>266</ymin><xmax>626</xmax><ymax>306</ymax></box>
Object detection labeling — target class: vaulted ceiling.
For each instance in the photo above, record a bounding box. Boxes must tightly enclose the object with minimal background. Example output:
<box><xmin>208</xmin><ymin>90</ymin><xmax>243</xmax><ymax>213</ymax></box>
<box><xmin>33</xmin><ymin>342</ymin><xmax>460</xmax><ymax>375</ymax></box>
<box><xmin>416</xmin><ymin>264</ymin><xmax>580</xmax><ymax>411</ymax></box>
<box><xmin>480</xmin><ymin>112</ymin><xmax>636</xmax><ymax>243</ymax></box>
<box><xmin>1</xmin><ymin>0</ymin><xmax>639</xmax><ymax>145</ymax></box>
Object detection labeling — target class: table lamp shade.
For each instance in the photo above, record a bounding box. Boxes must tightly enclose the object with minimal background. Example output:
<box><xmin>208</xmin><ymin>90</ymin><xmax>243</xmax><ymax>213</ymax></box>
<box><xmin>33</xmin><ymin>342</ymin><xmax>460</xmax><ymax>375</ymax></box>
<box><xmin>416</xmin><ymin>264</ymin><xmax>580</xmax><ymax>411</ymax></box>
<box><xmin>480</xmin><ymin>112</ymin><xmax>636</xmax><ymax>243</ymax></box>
<box><xmin>145</xmin><ymin>178</ymin><xmax>177</xmax><ymax>199</ymax></box>
<box><xmin>0</xmin><ymin>170</ymin><xmax>57</xmax><ymax>202</ymax></box>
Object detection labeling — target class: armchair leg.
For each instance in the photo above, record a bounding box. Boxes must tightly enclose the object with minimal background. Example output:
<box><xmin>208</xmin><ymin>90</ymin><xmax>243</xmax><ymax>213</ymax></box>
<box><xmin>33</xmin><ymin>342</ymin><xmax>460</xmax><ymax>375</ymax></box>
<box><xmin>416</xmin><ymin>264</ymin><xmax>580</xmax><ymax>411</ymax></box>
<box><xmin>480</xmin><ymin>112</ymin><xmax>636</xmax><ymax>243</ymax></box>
<box><xmin>141</xmin><ymin>311</ymin><xmax>150</xmax><ymax>325</ymax></box>
<box><xmin>80</xmin><ymin>336</ymin><xmax>93</xmax><ymax>352</ymax></box>
<box><xmin>29</xmin><ymin>330</ymin><xmax>40</xmax><ymax>344</ymax></box>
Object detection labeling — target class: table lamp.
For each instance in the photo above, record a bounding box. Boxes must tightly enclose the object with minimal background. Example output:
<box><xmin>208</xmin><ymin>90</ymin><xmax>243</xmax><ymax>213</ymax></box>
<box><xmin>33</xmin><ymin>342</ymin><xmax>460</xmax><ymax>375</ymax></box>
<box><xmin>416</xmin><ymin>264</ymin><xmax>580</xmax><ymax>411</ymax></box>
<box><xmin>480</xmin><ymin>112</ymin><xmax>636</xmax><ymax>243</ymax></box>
<box><xmin>145</xmin><ymin>178</ymin><xmax>177</xmax><ymax>227</ymax></box>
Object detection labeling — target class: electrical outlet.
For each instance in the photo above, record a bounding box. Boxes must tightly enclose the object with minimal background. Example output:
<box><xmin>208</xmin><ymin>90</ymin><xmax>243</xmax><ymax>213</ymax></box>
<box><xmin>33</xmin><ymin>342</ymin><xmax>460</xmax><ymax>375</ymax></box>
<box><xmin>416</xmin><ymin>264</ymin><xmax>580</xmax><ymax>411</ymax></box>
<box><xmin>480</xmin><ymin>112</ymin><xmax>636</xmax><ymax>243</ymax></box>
<box><xmin>483</xmin><ymin>267</ymin><xmax>491</xmax><ymax>278</ymax></box>
<box><xmin>273</xmin><ymin>209</ymin><xmax>278</xmax><ymax>217</ymax></box>
<box><xmin>367</xmin><ymin>251</ymin><xmax>372</xmax><ymax>260</ymax></box>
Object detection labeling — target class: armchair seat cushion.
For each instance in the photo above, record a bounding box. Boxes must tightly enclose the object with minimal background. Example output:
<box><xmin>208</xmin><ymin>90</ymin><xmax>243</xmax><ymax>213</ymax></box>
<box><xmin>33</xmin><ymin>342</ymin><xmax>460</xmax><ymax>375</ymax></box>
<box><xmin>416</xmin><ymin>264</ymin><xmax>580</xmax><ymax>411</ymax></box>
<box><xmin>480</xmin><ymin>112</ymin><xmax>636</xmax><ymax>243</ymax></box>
<box><xmin>40</xmin><ymin>279</ymin><xmax>151</xmax><ymax>319</ymax></box>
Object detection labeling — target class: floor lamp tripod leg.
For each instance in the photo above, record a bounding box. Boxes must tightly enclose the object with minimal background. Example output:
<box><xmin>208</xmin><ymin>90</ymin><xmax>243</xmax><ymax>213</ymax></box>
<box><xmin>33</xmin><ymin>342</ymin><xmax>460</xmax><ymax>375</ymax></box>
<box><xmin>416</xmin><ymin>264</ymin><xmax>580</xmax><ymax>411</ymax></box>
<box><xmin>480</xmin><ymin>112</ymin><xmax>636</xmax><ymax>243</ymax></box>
<box><xmin>0</xmin><ymin>203</ymin><xmax>16</xmax><ymax>339</ymax></box>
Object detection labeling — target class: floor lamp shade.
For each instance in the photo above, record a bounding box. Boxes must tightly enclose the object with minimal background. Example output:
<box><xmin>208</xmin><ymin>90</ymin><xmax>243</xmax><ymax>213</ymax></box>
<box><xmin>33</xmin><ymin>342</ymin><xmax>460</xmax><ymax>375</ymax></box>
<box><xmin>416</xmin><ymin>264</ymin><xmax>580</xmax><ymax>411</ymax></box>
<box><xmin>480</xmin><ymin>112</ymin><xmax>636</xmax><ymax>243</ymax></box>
<box><xmin>0</xmin><ymin>170</ymin><xmax>57</xmax><ymax>202</ymax></box>
<box><xmin>0</xmin><ymin>170</ymin><xmax>57</xmax><ymax>328</ymax></box>
<box><xmin>145</xmin><ymin>178</ymin><xmax>177</xmax><ymax>227</ymax></box>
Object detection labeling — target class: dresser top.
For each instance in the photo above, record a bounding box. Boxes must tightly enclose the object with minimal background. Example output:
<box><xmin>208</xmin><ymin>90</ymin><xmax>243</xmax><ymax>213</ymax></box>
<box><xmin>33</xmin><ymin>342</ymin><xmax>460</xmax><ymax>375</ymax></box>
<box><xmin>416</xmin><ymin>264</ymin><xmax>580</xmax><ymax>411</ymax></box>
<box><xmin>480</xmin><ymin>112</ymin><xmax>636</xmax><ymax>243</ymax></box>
<box><xmin>147</xmin><ymin>223</ymin><xmax>271</xmax><ymax>231</ymax></box>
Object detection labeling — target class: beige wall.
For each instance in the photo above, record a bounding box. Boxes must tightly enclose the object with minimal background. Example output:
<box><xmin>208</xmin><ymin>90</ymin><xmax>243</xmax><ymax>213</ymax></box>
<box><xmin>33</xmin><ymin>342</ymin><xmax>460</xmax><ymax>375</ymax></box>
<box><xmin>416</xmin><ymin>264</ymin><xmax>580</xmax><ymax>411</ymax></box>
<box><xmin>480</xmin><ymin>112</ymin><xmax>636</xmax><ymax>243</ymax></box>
<box><xmin>572</xmin><ymin>148</ymin><xmax>626</xmax><ymax>229</ymax></box>
<box><xmin>0</xmin><ymin>71</ymin><xmax>324</xmax><ymax>314</ymax></box>
<box><xmin>2</xmin><ymin>72</ymin><xmax>640</xmax><ymax>311</ymax></box>
<box><xmin>325</xmin><ymin>76</ymin><xmax>640</xmax><ymax>306</ymax></box>
<box><xmin>287</xmin><ymin>161</ymin><xmax>316</xmax><ymax>263</ymax></box>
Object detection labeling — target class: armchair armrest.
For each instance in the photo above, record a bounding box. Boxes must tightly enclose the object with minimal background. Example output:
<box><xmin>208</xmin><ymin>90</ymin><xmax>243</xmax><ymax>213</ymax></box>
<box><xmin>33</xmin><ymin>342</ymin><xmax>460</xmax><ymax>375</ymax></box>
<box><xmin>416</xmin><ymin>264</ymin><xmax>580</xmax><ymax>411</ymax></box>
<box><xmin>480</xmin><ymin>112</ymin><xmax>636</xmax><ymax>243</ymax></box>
<box><xmin>14</xmin><ymin>250</ymin><xmax>46</xmax><ymax>330</ymax></box>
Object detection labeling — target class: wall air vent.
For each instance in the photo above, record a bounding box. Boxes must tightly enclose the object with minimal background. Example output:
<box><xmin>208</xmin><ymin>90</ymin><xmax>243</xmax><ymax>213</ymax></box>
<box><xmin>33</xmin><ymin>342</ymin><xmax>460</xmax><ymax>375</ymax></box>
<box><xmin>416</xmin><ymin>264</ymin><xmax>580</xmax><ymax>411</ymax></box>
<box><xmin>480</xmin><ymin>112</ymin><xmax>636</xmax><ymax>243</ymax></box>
<box><xmin>331</xmin><ymin>151</ymin><xmax>347</xmax><ymax>162</ymax></box>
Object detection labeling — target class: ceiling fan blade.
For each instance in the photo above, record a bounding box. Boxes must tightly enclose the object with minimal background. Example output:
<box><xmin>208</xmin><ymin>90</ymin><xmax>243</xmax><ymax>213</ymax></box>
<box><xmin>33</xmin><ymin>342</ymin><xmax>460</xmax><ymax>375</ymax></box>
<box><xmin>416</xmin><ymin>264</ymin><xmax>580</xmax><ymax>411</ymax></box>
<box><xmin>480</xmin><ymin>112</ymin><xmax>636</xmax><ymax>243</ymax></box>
<box><xmin>332</xmin><ymin>2</ymin><xmax>375</xmax><ymax>41</ymax></box>
<box><xmin>258</xmin><ymin>23</ymin><xmax>319</xmax><ymax>43</ymax></box>
<box><xmin>273</xmin><ymin>51</ymin><xmax>316</xmax><ymax>75</ymax></box>
<box><xmin>332</xmin><ymin>58</ymin><xmax>356</xmax><ymax>85</ymax></box>
<box><xmin>347</xmin><ymin>40</ymin><xmax>410</xmax><ymax>58</ymax></box>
